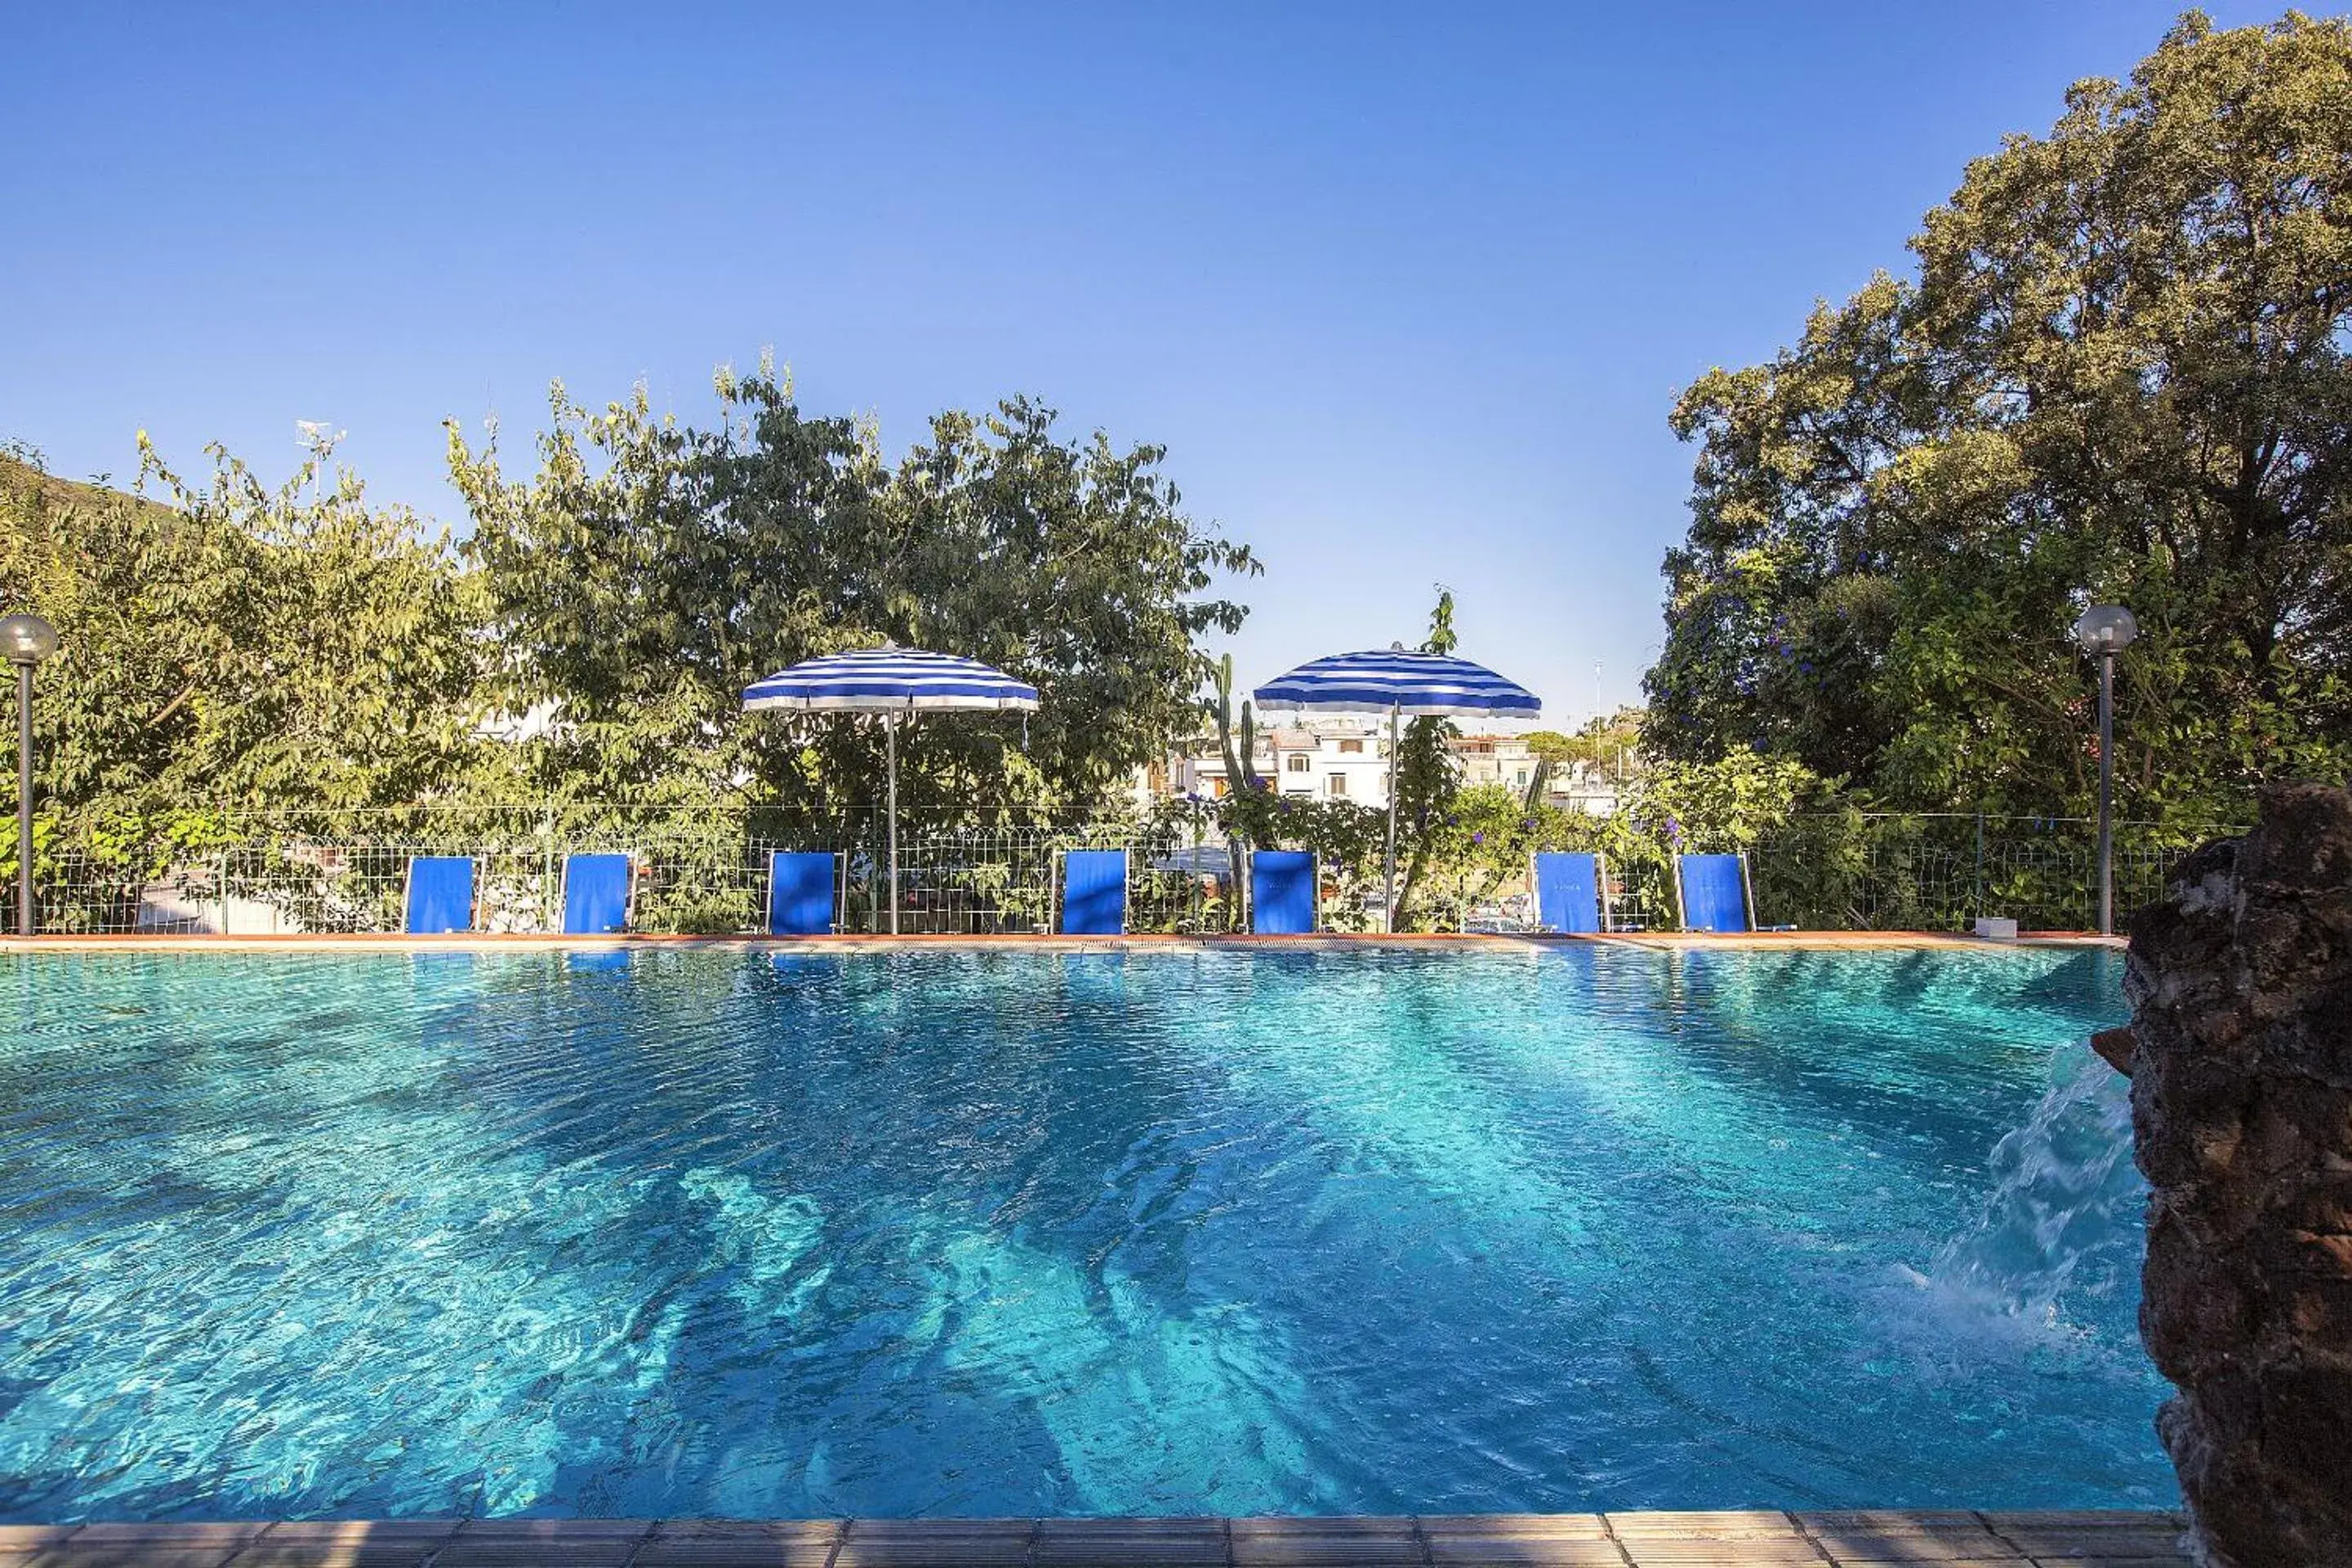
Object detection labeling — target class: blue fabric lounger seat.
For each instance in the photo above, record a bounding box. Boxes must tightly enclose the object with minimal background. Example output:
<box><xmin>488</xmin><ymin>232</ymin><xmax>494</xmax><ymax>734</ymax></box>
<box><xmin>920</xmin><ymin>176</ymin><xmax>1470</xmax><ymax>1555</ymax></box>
<box><xmin>1677</xmin><ymin>853</ymin><xmax>1753</xmax><ymax>933</ymax></box>
<box><xmin>1059</xmin><ymin>849</ymin><xmax>1129</xmax><ymax>935</ymax></box>
<box><xmin>1250</xmin><ymin>850</ymin><xmax>1318</xmax><ymax>935</ymax></box>
<box><xmin>1534</xmin><ymin>851</ymin><xmax>1603</xmax><ymax>933</ymax></box>
<box><xmin>561</xmin><ymin>853</ymin><xmax>633</xmax><ymax>935</ymax></box>
<box><xmin>404</xmin><ymin>856</ymin><xmax>476</xmax><ymax>935</ymax></box>
<box><xmin>767</xmin><ymin>852</ymin><xmax>838</xmax><ymax>937</ymax></box>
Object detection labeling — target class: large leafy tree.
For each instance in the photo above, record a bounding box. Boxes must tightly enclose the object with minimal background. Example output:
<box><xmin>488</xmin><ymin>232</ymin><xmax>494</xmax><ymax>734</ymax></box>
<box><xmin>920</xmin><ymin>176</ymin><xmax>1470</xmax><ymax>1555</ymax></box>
<box><xmin>1648</xmin><ymin>11</ymin><xmax>2352</xmax><ymax>822</ymax></box>
<box><xmin>0</xmin><ymin>441</ymin><xmax>489</xmax><ymax>841</ymax></box>
<box><xmin>450</xmin><ymin>364</ymin><xmax>1258</xmax><ymax>822</ymax></box>
<box><xmin>448</xmin><ymin>372</ymin><xmax>876</xmax><ymax>810</ymax></box>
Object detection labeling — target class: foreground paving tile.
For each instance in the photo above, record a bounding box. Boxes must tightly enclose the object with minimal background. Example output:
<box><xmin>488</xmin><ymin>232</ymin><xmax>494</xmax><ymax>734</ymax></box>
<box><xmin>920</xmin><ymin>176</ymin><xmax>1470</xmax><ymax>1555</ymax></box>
<box><xmin>1032</xmin><ymin>1517</ymin><xmax>1227</xmax><ymax>1566</ymax></box>
<box><xmin>1423</xmin><ymin>1513</ymin><xmax>1624</xmax><ymax>1568</ymax></box>
<box><xmin>1613</xmin><ymin>1539</ymin><xmax>1829</xmax><ymax>1566</ymax></box>
<box><xmin>831</xmin><ymin>1519</ymin><xmax>1035</xmax><ymax>1568</ymax></box>
<box><xmin>1793</xmin><ymin>1513</ymin><xmax>2021</xmax><ymax>1564</ymax></box>
<box><xmin>1425</xmin><ymin>1535</ymin><xmax>1630</xmax><ymax>1567</ymax></box>
<box><xmin>0</xmin><ymin>1528</ymin><xmax>84</xmax><ymax>1551</ymax></box>
<box><xmin>1606</xmin><ymin>1514</ymin><xmax>1806</xmax><ymax>1540</ymax></box>
<box><xmin>0</xmin><ymin>1524</ymin><xmax>262</xmax><ymax>1568</ymax></box>
<box><xmin>430</xmin><ymin>1520</ymin><xmax>653</xmax><ymax>1568</ymax></box>
<box><xmin>223</xmin><ymin>1521</ymin><xmax>466</xmax><ymax>1568</ymax></box>
<box><xmin>6</xmin><ymin>1552</ymin><xmax>245</xmax><ymax>1568</ymax></box>
<box><xmin>632</xmin><ymin>1520</ymin><xmax>844</xmax><ymax>1568</ymax></box>
<box><xmin>1797</xmin><ymin>1512</ymin><xmax>1985</xmax><ymax>1533</ymax></box>
<box><xmin>1979</xmin><ymin>1521</ymin><xmax>2191</xmax><ymax>1564</ymax></box>
<box><xmin>1421</xmin><ymin>1517</ymin><xmax>1614</xmax><ymax>1537</ymax></box>
<box><xmin>1228</xmin><ymin>1517</ymin><xmax>1421</xmax><ymax>1566</ymax></box>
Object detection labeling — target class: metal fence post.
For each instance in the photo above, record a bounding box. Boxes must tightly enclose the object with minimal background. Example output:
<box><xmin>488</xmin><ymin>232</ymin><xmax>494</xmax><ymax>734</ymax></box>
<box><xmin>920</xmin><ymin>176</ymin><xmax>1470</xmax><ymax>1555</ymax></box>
<box><xmin>541</xmin><ymin>800</ymin><xmax>558</xmax><ymax>933</ymax></box>
<box><xmin>1973</xmin><ymin>813</ymin><xmax>1984</xmax><ymax>921</ymax></box>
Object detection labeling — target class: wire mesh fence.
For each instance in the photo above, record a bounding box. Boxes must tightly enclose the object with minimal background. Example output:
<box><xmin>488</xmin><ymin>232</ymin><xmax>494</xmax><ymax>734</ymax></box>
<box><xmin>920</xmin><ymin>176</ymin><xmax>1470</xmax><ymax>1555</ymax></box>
<box><xmin>0</xmin><ymin>804</ymin><xmax>2243</xmax><ymax>937</ymax></box>
<box><xmin>3</xmin><ymin>807</ymin><xmax>1254</xmax><ymax>937</ymax></box>
<box><xmin>1746</xmin><ymin>813</ymin><xmax>2235</xmax><ymax>933</ymax></box>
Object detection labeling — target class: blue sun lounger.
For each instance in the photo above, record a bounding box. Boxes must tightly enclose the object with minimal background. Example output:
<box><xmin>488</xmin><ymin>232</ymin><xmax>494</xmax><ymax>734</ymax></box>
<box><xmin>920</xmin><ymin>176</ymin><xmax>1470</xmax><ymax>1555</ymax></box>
<box><xmin>1533</xmin><ymin>851</ymin><xmax>1606</xmax><ymax>933</ymax></box>
<box><xmin>1058</xmin><ymin>849</ymin><xmax>1129</xmax><ymax>935</ymax></box>
<box><xmin>1675</xmin><ymin>852</ymin><xmax>1755</xmax><ymax>933</ymax></box>
<box><xmin>767</xmin><ymin>851</ymin><xmax>838</xmax><ymax>936</ymax></box>
<box><xmin>1250</xmin><ymin>850</ymin><xmax>1318</xmax><ymax>934</ymax></box>
<box><xmin>560</xmin><ymin>853</ymin><xmax>633</xmax><ymax>935</ymax></box>
<box><xmin>403</xmin><ymin>856</ymin><xmax>476</xmax><ymax>934</ymax></box>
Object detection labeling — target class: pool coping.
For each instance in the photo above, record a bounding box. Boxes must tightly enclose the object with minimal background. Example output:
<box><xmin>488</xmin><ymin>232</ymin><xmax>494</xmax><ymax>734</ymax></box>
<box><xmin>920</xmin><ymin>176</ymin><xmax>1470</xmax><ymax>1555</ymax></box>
<box><xmin>1</xmin><ymin>931</ymin><xmax>2124</xmax><ymax>953</ymax></box>
<box><xmin>0</xmin><ymin>1510</ymin><xmax>2194</xmax><ymax>1565</ymax></box>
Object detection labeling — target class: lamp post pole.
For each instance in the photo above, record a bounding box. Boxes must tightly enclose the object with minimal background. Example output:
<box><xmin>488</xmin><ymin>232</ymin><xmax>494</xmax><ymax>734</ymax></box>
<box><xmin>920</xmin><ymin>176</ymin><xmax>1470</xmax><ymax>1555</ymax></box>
<box><xmin>2072</xmin><ymin>604</ymin><xmax>2137</xmax><ymax>938</ymax></box>
<box><xmin>2096</xmin><ymin>644</ymin><xmax>2116</xmax><ymax>938</ymax></box>
<box><xmin>1</xmin><ymin>613</ymin><xmax>60</xmax><ymax>939</ymax></box>
<box><xmin>885</xmin><ymin>714</ymin><xmax>899</xmax><ymax>937</ymax></box>
<box><xmin>16</xmin><ymin>662</ymin><xmax>31</xmax><ymax>938</ymax></box>
<box><xmin>1383</xmin><ymin>702</ymin><xmax>1400</xmax><ymax>934</ymax></box>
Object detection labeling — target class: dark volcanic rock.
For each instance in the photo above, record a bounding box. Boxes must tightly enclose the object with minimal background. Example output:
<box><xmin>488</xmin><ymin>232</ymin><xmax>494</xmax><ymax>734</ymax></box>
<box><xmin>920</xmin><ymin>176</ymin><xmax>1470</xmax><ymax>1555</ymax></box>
<box><xmin>2126</xmin><ymin>784</ymin><xmax>2352</xmax><ymax>1567</ymax></box>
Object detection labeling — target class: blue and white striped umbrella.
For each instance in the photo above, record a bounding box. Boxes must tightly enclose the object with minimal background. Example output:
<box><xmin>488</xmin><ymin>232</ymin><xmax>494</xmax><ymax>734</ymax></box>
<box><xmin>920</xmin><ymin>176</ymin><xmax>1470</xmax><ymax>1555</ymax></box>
<box><xmin>1253</xmin><ymin>648</ymin><xmax>1539</xmax><ymax>718</ymax></box>
<box><xmin>1254</xmin><ymin>647</ymin><xmax>1539</xmax><ymax>931</ymax></box>
<box><xmin>743</xmin><ymin>647</ymin><xmax>1040</xmax><ymax>713</ymax></box>
<box><xmin>742</xmin><ymin>646</ymin><xmax>1038</xmax><ymax>934</ymax></box>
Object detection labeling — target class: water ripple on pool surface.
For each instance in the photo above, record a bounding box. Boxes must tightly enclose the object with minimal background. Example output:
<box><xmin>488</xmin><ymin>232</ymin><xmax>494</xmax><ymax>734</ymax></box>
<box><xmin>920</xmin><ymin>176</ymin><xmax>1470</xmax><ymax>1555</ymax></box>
<box><xmin>0</xmin><ymin>946</ymin><xmax>2165</xmax><ymax>1521</ymax></box>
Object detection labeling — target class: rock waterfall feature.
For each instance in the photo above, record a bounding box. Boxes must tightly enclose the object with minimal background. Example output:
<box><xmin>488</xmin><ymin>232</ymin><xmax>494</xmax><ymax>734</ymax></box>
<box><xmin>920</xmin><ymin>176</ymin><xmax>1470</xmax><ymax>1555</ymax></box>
<box><xmin>2124</xmin><ymin>783</ymin><xmax>2352</xmax><ymax>1567</ymax></box>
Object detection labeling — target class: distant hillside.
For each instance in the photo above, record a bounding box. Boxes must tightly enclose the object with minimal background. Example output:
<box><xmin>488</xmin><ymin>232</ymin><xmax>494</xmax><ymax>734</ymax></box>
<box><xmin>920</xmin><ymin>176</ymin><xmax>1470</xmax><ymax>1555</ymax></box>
<box><xmin>0</xmin><ymin>453</ymin><xmax>174</xmax><ymax>525</ymax></box>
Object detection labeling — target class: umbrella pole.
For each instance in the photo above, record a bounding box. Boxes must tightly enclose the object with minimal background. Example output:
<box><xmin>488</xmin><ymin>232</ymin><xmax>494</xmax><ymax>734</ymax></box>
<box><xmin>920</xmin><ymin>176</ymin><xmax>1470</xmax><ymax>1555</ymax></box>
<box><xmin>1384</xmin><ymin>702</ymin><xmax>1400</xmax><ymax>933</ymax></box>
<box><xmin>886</xmin><ymin>713</ymin><xmax>900</xmax><ymax>937</ymax></box>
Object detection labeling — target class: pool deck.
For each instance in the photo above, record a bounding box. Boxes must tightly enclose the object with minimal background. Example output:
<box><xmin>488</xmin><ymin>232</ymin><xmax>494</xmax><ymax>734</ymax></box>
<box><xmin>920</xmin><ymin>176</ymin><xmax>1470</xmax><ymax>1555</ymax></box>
<box><xmin>0</xmin><ymin>1512</ymin><xmax>2193</xmax><ymax>1566</ymax></box>
<box><xmin>0</xmin><ymin>1512</ymin><xmax>2197</xmax><ymax>1566</ymax></box>
<box><xmin>2</xmin><ymin>932</ymin><xmax>2123</xmax><ymax>953</ymax></box>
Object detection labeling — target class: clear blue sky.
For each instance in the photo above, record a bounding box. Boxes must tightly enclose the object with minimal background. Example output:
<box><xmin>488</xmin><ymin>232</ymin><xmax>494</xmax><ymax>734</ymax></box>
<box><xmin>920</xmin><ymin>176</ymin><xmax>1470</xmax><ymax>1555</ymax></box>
<box><xmin>0</xmin><ymin>2</ymin><xmax>2292</xmax><ymax>727</ymax></box>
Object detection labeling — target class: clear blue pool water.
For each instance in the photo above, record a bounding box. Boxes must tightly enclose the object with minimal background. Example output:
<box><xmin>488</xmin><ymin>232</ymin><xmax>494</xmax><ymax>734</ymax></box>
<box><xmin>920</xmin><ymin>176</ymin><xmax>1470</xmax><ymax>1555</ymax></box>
<box><xmin>0</xmin><ymin>946</ymin><xmax>2164</xmax><ymax>1521</ymax></box>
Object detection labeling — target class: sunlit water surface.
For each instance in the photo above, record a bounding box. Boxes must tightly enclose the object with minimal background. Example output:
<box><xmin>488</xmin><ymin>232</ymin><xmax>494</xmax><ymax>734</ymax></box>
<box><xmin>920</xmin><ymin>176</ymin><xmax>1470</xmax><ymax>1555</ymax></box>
<box><xmin>0</xmin><ymin>947</ymin><xmax>2164</xmax><ymax>1521</ymax></box>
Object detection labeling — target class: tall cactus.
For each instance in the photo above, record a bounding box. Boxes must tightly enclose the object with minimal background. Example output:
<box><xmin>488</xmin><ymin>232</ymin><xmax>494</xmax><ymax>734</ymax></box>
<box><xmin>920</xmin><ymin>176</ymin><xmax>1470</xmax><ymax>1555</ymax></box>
<box><xmin>1205</xmin><ymin>653</ymin><xmax>1260</xmax><ymax>794</ymax></box>
<box><xmin>1202</xmin><ymin>653</ymin><xmax>1259</xmax><ymax>911</ymax></box>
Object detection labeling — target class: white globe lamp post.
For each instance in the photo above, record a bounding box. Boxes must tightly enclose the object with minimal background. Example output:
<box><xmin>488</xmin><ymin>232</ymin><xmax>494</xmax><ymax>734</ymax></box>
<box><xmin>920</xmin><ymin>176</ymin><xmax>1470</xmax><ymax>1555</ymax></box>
<box><xmin>2072</xmin><ymin>604</ymin><xmax>2139</xmax><ymax>937</ymax></box>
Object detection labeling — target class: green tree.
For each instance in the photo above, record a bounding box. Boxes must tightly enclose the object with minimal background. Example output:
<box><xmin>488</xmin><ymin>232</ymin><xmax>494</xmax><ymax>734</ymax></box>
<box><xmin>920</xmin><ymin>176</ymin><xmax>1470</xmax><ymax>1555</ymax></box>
<box><xmin>1392</xmin><ymin>586</ymin><xmax>1463</xmax><ymax>925</ymax></box>
<box><xmin>449</xmin><ymin>363</ymin><xmax>1258</xmax><ymax>826</ymax></box>
<box><xmin>1648</xmin><ymin>11</ymin><xmax>2352</xmax><ymax>823</ymax></box>
<box><xmin>0</xmin><ymin>441</ymin><xmax>488</xmax><ymax>835</ymax></box>
<box><xmin>448</xmin><ymin>370</ymin><xmax>876</xmax><ymax>812</ymax></box>
<box><xmin>1527</xmin><ymin>708</ymin><xmax>1645</xmax><ymax>775</ymax></box>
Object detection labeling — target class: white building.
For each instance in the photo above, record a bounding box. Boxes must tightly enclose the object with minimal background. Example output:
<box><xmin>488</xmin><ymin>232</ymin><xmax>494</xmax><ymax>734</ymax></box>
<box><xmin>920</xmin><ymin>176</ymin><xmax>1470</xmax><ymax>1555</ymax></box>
<box><xmin>1174</xmin><ymin>720</ymin><xmax>1394</xmax><ymax>804</ymax></box>
<box><xmin>1165</xmin><ymin>724</ymin><xmax>1623</xmax><ymax>815</ymax></box>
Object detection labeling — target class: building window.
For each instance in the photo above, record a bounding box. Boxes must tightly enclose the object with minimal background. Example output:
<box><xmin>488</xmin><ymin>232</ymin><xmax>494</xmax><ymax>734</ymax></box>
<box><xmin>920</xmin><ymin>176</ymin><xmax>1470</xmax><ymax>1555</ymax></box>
<box><xmin>1328</xmin><ymin>774</ymin><xmax>1347</xmax><ymax>796</ymax></box>
<box><xmin>1515</xmin><ymin>770</ymin><xmax>1528</xmax><ymax>786</ymax></box>
<box><xmin>1339</xmin><ymin>738</ymin><xmax>1364</xmax><ymax>755</ymax></box>
<box><xmin>1209</xmin><ymin>777</ymin><xmax>1228</xmax><ymax>798</ymax></box>
<box><xmin>1287</xmin><ymin>754</ymin><xmax>1309</xmax><ymax>773</ymax></box>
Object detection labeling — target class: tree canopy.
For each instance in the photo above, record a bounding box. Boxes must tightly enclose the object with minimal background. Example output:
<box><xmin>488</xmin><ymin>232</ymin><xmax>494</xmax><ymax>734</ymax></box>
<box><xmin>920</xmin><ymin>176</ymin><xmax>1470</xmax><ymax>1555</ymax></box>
<box><xmin>3</xmin><ymin>363</ymin><xmax>1259</xmax><ymax>853</ymax></box>
<box><xmin>450</xmin><ymin>365</ymin><xmax>1256</xmax><ymax>826</ymax></box>
<box><xmin>0</xmin><ymin>441</ymin><xmax>488</xmax><ymax>843</ymax></box>
<box><xmin>1646</xmin><ymin>11</ymin><xmax>2352</xmax><ymax>823</ymax></box>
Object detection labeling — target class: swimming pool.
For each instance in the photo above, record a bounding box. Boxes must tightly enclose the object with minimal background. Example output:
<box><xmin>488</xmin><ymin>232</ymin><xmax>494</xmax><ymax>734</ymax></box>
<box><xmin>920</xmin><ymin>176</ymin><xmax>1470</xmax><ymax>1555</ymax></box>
<box><xmin>0</xmin><ymin>946</ymin><xmax>2164</xmax><ymax>1521</ymax></box>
